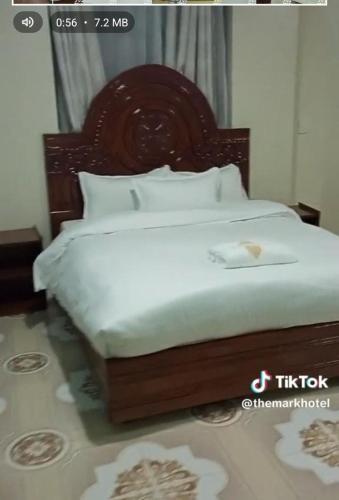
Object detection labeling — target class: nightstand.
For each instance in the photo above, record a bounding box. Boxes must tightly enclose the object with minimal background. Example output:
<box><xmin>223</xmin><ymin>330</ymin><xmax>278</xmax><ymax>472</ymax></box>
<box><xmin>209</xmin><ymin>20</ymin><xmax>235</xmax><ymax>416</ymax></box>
<box><xmin>289</xmin><ymin>203</ymin><xmax>320</xmax><ymax>226</ymax></box>
<box><xmin>0</xmin><ymin>228</ymin><xmax>46</xmax><ymax>315</ymax></box>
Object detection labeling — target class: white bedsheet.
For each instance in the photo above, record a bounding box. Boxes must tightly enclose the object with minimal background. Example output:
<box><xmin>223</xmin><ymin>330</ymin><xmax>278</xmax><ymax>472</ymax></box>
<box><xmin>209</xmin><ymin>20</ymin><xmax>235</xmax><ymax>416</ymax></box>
<box><xmin>60</xmin><ymin>219</ymin><xmax>84</xmax><ymax>232</ymax></box>
<box><xmin>34</xmin><ymin>201</ymin><xmax>339</xmax><ymax>358</ymax></box>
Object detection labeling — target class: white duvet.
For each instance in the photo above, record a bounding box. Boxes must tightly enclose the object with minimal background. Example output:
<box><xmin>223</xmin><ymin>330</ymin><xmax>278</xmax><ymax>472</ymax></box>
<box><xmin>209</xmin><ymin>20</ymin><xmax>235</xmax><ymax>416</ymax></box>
<box><xmin>34</xmin><ymin>201</ymin><xmax>339</xmax><ymax>358</ymax></box>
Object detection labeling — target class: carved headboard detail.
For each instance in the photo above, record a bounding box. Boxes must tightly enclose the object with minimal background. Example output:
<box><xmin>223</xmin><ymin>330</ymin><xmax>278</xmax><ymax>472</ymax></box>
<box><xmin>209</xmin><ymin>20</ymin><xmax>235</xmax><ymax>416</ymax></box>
<box><xmin>44</xmin><ymin>64</ymin><xmax>249</xmax><ymax>237</ymax></box>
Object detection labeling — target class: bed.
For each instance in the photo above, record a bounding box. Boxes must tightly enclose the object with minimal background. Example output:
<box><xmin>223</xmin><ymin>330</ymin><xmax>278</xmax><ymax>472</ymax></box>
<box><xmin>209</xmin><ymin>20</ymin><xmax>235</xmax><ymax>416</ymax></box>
<box><xmin>40</xmin><ymin>65</ymin><xmax>339</xmax><ymax>422</ymax></box>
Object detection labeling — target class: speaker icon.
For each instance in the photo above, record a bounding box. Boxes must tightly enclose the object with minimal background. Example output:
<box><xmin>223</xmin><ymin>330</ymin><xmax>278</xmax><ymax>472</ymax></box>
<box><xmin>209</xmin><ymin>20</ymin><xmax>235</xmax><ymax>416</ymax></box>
<box><xmin>14</xmin><ymin>12</ymin><xmax>43</xmax><ymax>34</ymax></box>
<box><xmin>21</xmin><ymin>17</ymin><xmax>34</xmax><ymax>29</ymax></box>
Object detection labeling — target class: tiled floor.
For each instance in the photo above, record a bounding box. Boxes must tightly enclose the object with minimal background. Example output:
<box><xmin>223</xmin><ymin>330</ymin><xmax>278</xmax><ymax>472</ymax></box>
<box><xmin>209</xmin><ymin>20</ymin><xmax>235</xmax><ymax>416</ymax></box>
<box><xmin>1</xmin><ymin>303</ymin><xmax>339</xmax><ymax>499</ymax></box>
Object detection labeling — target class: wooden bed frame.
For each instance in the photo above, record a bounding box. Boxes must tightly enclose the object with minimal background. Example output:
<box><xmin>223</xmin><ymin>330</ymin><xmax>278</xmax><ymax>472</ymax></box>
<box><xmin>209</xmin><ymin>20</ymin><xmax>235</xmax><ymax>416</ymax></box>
<box><xmin>44</xmin><ymin>65</ymin><xmax>339</xmax><ymax>422</ymax></box>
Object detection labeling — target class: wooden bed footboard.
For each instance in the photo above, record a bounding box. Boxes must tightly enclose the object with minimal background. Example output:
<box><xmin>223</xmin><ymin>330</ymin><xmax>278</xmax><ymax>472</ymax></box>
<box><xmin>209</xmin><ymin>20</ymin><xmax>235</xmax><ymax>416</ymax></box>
<box><xmin>81</xmin><ymin>321</ymin><xmax>339</xmax><ymax>423</ymax></box>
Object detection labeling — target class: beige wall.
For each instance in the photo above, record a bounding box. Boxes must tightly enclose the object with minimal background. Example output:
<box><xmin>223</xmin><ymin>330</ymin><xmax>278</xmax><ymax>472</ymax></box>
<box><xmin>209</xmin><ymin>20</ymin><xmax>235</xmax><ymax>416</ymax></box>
<box><xmin>231</xmin><ymin>7</ymin><xmax>299</xmax><ymax>203</ymax></box>
<box><xmin>0</xmin><ymin>3</ymin><xmax>58</xmax><ymax>244</ymax></box>
<box><xmin>295</xmin><ymin>1</ymin><xmax>339</xmax><ymax>233</ymax></box>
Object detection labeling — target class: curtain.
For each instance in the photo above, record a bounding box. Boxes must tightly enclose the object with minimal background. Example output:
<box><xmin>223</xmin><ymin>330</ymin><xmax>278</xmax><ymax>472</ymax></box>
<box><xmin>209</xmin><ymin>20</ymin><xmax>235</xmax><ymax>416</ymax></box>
<box><xmin>51</xmin><ymin>8</ymin><xmax>106</xmax><ymax>131</ymax></box>
<box><xmin>163</xmin><ymin>8</ymin><xmax>229</xmax><ymax>128</ymax></box>
<box><xmin>51</xmin><ymin>7</ymin><xmax>229</xmax><ymax>132</ymax></box>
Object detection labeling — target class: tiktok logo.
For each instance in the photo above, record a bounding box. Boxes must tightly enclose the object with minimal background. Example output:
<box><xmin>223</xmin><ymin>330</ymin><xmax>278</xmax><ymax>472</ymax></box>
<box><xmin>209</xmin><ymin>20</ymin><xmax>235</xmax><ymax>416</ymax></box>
<box><xmin>251</xmin><ymin>370</ymin><xmax>272</xmax><ymax>394</ymax></box>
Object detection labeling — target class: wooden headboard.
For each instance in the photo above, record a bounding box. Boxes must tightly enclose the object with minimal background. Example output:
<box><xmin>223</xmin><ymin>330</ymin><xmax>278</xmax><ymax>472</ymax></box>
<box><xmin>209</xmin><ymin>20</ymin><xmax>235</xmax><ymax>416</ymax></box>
<box><xmin>44</xmin><ymin>64</ymin><xmax>249</xmax><ymax>237</ymax></box>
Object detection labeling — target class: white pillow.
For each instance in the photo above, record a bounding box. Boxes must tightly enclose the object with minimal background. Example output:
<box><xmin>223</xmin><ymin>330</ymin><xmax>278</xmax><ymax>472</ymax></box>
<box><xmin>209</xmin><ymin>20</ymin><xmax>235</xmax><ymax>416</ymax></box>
<box><xmin>132</xmin><ymin>167</ymin><xmax>220</xmax><ymax>211</ymax></box>
<box><xmin>219</xmin><ymin>164</ymin><xmax>248</xmax><ymax>202</ymax></box>
<box><xmin>79</xmin><ymin>166</ymin><xmax>170</xmax><ymax>219</ymax></box>
<box><xmin>167</xmin><ymin>164</ymin><xmax>248</xmax><ymax>202</ymax></box>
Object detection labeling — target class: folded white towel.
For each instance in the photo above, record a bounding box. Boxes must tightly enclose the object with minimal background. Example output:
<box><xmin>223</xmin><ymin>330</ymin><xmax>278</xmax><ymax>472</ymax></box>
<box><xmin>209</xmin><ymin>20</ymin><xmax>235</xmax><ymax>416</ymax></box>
<box><xmin>209</xmin><ymin>240</ymin><xmax>297</xmax><ymax>269</ymax></box>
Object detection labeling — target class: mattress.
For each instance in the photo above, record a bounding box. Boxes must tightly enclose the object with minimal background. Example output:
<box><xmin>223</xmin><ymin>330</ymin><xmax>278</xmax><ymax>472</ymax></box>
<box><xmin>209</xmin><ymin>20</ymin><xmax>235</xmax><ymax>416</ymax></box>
<box><xmin>34</xmin><ymin>201</ymin><xmax>339</xmax><ymax>358</ymax></box>
<box><xmin>60</xmin><ymin>219</ymin><xmax>84</xmax><ymax>231</ymax></box>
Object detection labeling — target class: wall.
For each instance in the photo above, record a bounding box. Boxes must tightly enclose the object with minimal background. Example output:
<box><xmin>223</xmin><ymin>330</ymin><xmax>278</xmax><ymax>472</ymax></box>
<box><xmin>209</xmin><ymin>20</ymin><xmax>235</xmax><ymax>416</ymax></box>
<box><xmin>231</xmin><ymin>7</ymin><xmax>299</xmax><ymax>203</ymax></box>
<box><xmin>0</xmin><ymin>3</ymin><xmax>58</xmax><ymax>244</ymax></box>
<box><xmin>295</xmin><ymin>1</ymin><xmax>339</xmax><ymax>233</ymax></box>
<box><xmin>232</xmin><ymin>3</ymin><xmax>339</xmax><ymax>233</ymax></box>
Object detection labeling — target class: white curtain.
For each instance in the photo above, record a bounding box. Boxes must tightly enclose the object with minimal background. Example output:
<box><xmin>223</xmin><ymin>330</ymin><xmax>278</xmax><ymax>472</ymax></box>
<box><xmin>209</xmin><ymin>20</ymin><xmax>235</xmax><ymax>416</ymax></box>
<box><xmin>51</xmin><ymin>7</ymin><xmax>229</xmax><ymax>131</ymax></box>
<box><xmin>163</xmin><ymin>8</ymin><xmax>228</xmax><ymax>128</ymax></box>
<box><xmin>51</xmin><ymin>8</ymin><xmax>106</xmax><ymax>131</ymax></box>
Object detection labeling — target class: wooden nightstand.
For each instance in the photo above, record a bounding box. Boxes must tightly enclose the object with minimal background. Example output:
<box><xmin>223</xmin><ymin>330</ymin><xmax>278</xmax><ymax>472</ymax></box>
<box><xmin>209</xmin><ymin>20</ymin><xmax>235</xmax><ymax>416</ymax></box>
<box><xmin>0</xmin><ymin>228</ymin><xmax>46</xmax><ymax>315</ymax></box>
<box><xmin>289</xmin><ymin>203</ymin><xmax>320</xmax><ymax>226</ymax></box>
